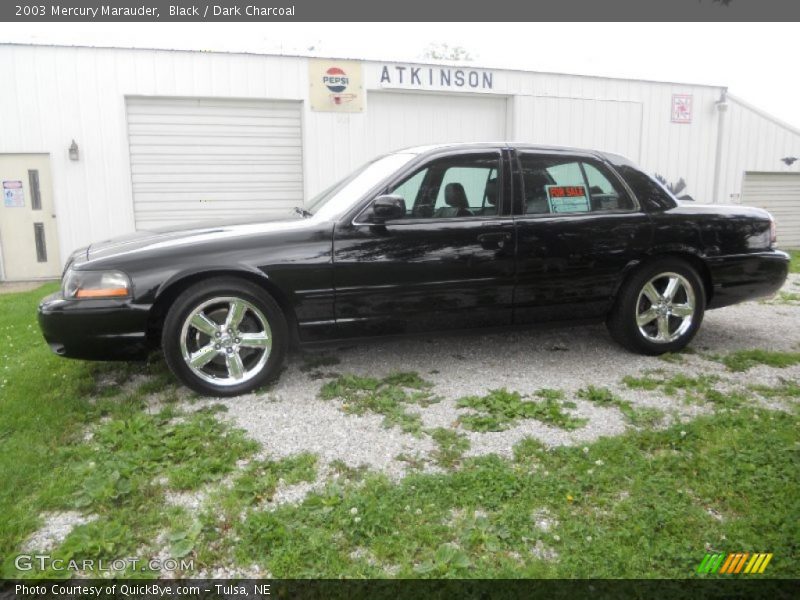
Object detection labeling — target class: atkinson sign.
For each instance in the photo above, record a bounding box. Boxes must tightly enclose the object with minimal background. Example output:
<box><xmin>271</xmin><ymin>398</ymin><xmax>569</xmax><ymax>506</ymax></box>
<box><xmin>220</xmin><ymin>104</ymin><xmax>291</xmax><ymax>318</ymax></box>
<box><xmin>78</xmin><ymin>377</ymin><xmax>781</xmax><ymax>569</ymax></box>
<box><xmin>378</xmin><ymin>64</ymin><xmax>495</xmax><ymax>91</ymax></box>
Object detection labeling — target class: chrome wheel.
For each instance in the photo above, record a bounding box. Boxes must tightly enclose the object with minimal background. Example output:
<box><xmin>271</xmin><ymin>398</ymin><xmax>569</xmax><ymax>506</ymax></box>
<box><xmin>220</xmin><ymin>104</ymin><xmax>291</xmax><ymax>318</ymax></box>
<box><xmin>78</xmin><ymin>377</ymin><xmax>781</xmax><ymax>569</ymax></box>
<box><xmin>635</xmin><ymin>272</ymin><xmax>696</xmax><ymax>344</ymax></box>
<box><xmin>179</xmin><ymin>296</ymin><xmax>272</xmax><ymax>387</ymax></box>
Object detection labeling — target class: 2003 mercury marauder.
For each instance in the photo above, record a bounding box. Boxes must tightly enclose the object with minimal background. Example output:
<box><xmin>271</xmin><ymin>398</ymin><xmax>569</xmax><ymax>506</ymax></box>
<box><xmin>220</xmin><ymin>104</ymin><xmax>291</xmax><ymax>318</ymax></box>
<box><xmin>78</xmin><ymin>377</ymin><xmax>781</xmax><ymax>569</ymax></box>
<box><xmin>38</xmin><ymin>143</ymin><xmax>790</xmax><ymax>396</ymax></box>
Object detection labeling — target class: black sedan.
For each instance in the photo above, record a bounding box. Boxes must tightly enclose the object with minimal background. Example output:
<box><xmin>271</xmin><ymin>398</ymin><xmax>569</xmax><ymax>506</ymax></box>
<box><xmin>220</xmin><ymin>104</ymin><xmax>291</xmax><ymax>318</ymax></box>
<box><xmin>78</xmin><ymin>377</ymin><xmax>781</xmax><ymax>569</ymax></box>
<box><xmin>38</xmin><ymin>143</ymin><xmax>790</xmax><ymax>396</ymax></box>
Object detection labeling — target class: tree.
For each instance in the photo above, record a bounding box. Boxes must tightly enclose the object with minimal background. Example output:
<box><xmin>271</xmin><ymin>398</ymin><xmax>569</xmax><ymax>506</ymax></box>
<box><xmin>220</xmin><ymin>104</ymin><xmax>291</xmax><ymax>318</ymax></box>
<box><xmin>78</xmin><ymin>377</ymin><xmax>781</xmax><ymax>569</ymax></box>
<box><xmin>655</xmin><ymin>174</ymin><xmax>694</xmax><ymax>202</ymax></box>
<box><xmin>422</xmin><ymin>43</ymin><xmax>474</xmax><ymax>62</ymax></box>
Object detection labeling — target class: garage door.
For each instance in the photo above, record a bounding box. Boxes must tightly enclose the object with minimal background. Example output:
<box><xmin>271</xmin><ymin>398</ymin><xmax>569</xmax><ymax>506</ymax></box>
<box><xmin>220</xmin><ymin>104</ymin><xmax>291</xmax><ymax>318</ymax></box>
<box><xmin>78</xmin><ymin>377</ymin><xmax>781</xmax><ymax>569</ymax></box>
<box><xmin>741</xmin><ymin>172</ymin><xmax>800</xmax><ymax>247</ymax></box>
<box><xmin>126</xmin><ymin>97</ymin><xmax>303</xmax><ymax>230</ymax></box>
<box><xmin>365</xmin><ymin>92</ymin><xmax>507</xmax><ymax>158</ymax></box>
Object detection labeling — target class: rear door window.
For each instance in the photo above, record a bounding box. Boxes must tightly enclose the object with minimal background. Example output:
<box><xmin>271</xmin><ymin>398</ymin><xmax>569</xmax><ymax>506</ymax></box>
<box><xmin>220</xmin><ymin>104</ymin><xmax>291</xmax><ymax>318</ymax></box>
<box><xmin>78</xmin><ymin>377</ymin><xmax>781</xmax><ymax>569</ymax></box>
<box><xmin>519</xmin><ymin>154</ymin><xmax>635</xmax><ymax>215</ymax></box>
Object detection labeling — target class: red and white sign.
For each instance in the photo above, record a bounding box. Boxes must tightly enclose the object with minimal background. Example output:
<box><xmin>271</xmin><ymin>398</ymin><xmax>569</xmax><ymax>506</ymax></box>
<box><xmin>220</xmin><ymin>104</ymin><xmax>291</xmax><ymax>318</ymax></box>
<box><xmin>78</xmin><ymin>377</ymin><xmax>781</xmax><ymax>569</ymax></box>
<box><xmin>546</xmin><ymin>184</ymin><xmax>590</xmax><ymax>213</ymax></box>
<box><xmin>671</xmin><ymin>94</ymin><xmax>693</xmax><ymax>124</ymax></box>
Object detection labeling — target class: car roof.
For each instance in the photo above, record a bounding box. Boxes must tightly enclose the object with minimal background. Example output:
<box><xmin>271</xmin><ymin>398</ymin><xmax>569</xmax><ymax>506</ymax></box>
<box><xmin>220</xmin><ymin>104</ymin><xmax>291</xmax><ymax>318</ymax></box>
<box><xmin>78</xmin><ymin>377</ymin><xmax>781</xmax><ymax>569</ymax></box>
<box><xmin>395</xmin><ymin>142</ymin><xmax>634</xmax><ymax>165</ymax></box>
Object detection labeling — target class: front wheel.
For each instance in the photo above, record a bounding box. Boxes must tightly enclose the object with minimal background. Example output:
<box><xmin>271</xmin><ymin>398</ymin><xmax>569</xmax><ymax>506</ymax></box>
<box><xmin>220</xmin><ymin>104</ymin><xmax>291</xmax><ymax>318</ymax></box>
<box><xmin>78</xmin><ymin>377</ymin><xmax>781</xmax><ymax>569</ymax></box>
<box><xmin>607</xmin><ymin>259</ymin><xmax>705</xmax><ymax>355</ymax></box>
<box><xmin>162</xmin><ymin>278</ymin><xmax>287</xmax><ymax>396</ymax></box>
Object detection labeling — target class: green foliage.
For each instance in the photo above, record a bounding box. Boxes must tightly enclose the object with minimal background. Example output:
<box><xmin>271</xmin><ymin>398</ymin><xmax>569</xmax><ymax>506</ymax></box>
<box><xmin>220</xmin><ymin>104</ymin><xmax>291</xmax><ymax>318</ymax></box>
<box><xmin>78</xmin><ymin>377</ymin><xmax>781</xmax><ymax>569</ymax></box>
<box><xmin>457</xmin><ymin>388</ymin><xmax>586</xmax><ymax>432</ymax></box>
<box><xmin>229</xmin><ymin>453</ymin><xmax>317</xmax><ymax>507</ymax></box>
<box><xmin>429</xmin><ymin>428</ymin><xmax>470</xmax><ymax>468</ymax></box>
<box><xmin>788</xmin><ymin>248</ymin><xmax>800</xmax><ymax>273</ymax></box>
<box><xmin>717</xmin><ymin>349</ymin><xmax>800</xmax><ymax>372</ymax></box>
<box><xmin>320</xmin><ymin>372</ymin><xmax>439</xmax><ymax>435</ymax></box>
<box><xmin>69</xmin><ymin>411</ymin><xmax>257</xmax><ymax>510</ymax></box>
<box><xmin>749</xmin><ymin>378</ymin><xmax>800</xmax><ymax>399</ymax></box>
<box><xmin>579</xmin><ymin>386</ymin><xmax>665</xmax><ymax>427</ymax></box>
<box><xmin>232</xmin><ymin>408</ymin><xmax>799</xmax><ymax>578</ymax></box>
<box><xmin>622</xmin><ymin>373</ymin><xmax>736</xmax><ymax>408</ymax></box>
<box><xmin>576</xmin><ymin>385</ymin><xmax>620</xmax><ymax>405</ymax></box>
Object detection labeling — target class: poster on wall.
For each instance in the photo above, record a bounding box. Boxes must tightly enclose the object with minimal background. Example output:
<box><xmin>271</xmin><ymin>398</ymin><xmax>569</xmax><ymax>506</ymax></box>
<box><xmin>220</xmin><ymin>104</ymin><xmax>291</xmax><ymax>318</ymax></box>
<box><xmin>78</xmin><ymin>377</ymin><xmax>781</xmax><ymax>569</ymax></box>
<box><xmin>309</xmin><ymin>59</ymin><xmax>364</xmax><ymax>112</ymax></box>
<box><xmin>3</xmin><ymin>180</ymin><xmax>24</xmax><ymax>208</ymax></box>
<box><xmin>671</xmin><ymin>94</ymin><xmax>693</xmax><ymax>124</ymax></box>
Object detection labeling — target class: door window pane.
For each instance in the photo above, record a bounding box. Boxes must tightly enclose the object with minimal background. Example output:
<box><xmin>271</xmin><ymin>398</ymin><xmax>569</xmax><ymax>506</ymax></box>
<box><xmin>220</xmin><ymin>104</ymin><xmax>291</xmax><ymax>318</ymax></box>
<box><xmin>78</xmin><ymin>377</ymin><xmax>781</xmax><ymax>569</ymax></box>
<box><xmin>519</xmin><ymin>154</ymin><xmax>633</xmax><ymax>214</ymax></box>
<box><xmin>387</xmin><ymin>154</ymin><xmax>501</xmax><ymax>219</ymax></box>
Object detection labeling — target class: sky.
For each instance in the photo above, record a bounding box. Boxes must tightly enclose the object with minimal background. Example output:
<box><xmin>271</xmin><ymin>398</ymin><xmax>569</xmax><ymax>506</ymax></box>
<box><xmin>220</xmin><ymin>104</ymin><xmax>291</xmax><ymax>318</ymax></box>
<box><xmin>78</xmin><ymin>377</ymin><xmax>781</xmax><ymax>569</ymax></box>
<box><xmin>2</xmin><ymin>22</ymin><xmax>798</xmax><ymax>128</ymax></box>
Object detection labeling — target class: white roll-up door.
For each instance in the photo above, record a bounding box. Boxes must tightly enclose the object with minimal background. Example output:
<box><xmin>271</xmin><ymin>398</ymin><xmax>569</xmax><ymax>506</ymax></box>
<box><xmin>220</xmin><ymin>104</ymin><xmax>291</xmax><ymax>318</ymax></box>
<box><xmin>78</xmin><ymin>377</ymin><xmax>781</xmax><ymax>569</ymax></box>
<box><xmin>126</xmin><ymin>97</ymin><xmax>303</xmax><ymax>230</ymax></box>
<box><xmin>365</xmin><ymin>92</ymin><xmax>508</xmax><ymax>158</ymax></box>
<box><xmin>741</xmin><ymin>172</ymin><xmax>800</xmax><ymax>247</ymax></box>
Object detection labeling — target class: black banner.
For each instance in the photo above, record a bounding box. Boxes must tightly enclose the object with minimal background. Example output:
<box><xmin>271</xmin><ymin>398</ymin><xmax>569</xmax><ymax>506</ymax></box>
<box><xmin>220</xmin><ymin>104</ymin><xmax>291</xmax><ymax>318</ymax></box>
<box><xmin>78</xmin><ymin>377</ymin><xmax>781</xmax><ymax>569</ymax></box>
<box><xmin>2</xmin><ymin>579</ymin><xmax>800</xmax><ymax>600</ymax></box>
<box><xmin>2</xmin><ymin>0</ymin><xmax>800</xmax><ymax>22</ymax></box>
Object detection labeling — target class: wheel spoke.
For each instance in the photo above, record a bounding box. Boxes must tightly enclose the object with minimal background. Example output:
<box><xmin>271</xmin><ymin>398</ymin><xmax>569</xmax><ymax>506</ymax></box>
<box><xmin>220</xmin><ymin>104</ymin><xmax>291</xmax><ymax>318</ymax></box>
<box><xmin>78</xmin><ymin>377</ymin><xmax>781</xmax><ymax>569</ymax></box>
<box><xmin>190</xmin><ymin>312</ymin><xmax>218</xmax><ymax>337</ymax></box>
<box><xmin>637</xmin><ymin>308</ymin><xmax>658</xmax><ymax>327</ymax></box>
<box><xmin>671</xmin><ymin>303</ymin><xmax>693</xmax><ymax>318</ymax></box>
<box><xmin>239</xmin><ymin>332</ymin><xmax>271</xmax><ymax>349</ymax></box>
<box><xmin>225</xmin><ymin>351</ymin><xmax>245</xmax><ymax>380</ymax></box>
<box><xmin>657</xmin><ymin>315</ymin><xmax>671</xmax><ymax>340</ymax></box>
<box><xmin>189</xmin><ymin>343</ymin><xmax>219</xmax><ymax>369</ymax></box>
<box><xmin>225</xmin><ymin>300</ymin><xmax>247</xmax><ymax>330</ymax></box>
<box><xmin>642</xmin><ymin>282</ymin><xmax>662</xmax><ymax>304</ymax></box>
<box><xmin>663</xmin><ymin>277</ymin><xmax>681</xmax><ymax>301</ymax></box>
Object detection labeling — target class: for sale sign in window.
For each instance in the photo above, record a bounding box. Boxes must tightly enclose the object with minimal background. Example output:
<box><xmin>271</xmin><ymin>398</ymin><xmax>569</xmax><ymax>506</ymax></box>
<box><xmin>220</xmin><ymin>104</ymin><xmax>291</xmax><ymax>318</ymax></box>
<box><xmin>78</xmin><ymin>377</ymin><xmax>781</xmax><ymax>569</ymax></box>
<box><xmin>546</xmin><ymin>185</ymin><xmax>590</xmax><ymax>213</ymax></box>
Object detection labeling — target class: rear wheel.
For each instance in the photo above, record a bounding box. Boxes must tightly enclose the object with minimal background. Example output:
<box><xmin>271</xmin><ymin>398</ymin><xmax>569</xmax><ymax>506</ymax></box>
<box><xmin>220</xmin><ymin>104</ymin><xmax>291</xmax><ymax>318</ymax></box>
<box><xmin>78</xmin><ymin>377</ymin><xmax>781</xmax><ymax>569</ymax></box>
<box><xmin>162</xmin><ymin>278</ymin><xmax>287</xmax><ymax>396</ymax></box>
<box><xmin>607</xmin><ymin>259</ymin><xmax>705</xmax><ymax>355</ymax></box>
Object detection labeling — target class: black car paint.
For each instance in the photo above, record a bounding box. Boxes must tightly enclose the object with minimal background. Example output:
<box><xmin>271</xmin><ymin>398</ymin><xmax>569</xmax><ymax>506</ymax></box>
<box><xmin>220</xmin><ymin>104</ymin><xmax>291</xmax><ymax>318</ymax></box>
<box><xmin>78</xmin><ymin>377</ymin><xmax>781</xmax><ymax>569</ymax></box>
<box><xmin>38</xmin><ymin>144</ymin><xmax>790</xmax><ymax>361</ymax></box>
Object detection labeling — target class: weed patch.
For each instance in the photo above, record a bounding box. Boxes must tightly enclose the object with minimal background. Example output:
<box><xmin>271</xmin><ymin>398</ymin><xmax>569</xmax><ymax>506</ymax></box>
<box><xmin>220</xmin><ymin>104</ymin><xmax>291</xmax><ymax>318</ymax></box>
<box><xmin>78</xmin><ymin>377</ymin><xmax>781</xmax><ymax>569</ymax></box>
<box><xmin>578</xmin><ymin>386</ymin><xmax>665</xmax><ymax>427</ymax></box>
<box><xmin>429</xmin><ymin>428</ymin><xmax>470</xmax><ymax>468</ymax></box>
<box><xmin>320</xmin><ymin>373</ymin><xmax>439</xmax><ymax>435</ymax></box>
<box><xmin>716</xmin><ymin>349</ymin><xmax>800</xmax><ymax>372</ymax></box>
<box><xmin>457</xmin><ymin>389</ymin><xmax>586</xmax><ymax>432</ymax></box>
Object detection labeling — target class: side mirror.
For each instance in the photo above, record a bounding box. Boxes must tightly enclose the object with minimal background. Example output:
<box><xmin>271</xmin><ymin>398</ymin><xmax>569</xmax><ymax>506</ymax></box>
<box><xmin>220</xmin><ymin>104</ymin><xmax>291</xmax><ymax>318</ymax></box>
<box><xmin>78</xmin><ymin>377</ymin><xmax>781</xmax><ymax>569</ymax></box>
<box><xmin>372</xmin><ymin>194</ymin><xmax>406</xmax><ymax>221</ymax></box>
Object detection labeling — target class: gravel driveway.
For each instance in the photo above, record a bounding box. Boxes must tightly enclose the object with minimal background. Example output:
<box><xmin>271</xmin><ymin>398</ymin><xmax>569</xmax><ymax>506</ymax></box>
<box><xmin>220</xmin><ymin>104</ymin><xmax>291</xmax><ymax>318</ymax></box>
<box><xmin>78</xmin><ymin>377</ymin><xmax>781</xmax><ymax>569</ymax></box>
<box><xmin>186</xmin><ymin>274</ymin><xmax>800</xmax><ymax>482</ymax></box>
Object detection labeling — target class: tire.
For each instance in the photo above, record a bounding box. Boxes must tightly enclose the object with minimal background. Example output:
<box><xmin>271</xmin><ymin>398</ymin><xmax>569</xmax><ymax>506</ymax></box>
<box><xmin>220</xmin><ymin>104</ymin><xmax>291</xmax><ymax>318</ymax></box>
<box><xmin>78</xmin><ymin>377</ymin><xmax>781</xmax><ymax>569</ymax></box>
<box><xmin>607</xmin><ymin>258</ymin><xmax>705</xmax><ymax>355</ymax></box>
<box><xmin>162</xmin><ymin>277</ymin><xmax>288</xmax><ymax>397</ymax></box>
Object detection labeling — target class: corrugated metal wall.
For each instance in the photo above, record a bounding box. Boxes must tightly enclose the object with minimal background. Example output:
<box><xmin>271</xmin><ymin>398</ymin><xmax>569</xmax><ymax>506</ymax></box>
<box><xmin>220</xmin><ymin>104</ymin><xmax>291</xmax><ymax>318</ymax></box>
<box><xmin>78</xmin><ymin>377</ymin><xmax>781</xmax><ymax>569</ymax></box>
<box><xmin>365</xmin><ymin>91</ymin><xmax>508</xmax><ymax>158</ymax></box>
<box><xmin>717</xmin><ymin>95</ymin><xmax>800</xmax><ymax>205</ymax></box>
<box><xmin>1</xmin><ymin>43</ymin><xmax>798</xmax><ymax>265</ymax></box>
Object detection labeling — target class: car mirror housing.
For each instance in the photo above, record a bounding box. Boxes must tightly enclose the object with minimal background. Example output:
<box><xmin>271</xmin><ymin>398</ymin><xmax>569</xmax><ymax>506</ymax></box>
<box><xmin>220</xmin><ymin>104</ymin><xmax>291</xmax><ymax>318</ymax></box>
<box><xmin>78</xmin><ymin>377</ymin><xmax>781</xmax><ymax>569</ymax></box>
<box><xmin>372</xmin><ymin>195</ymin><xmax>406</xmax><ymax>221</ymax></box>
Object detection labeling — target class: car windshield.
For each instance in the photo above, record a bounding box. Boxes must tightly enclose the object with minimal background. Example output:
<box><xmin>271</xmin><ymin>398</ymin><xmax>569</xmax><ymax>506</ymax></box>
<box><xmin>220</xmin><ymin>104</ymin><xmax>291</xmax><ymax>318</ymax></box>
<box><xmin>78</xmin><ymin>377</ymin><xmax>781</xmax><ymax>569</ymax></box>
<box><xmin>305</xmin><ymin>152</ymin><xmax>418</xmax><ymax>220</ymax></box>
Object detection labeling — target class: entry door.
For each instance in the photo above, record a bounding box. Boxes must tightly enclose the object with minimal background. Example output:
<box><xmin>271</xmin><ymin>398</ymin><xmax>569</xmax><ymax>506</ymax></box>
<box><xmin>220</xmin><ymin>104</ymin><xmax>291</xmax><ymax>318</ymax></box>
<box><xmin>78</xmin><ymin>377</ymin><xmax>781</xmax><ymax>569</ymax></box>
<box><xmin>332</xmin><ymin>150</ymin><xmax>515</xmax><ymax>338</ymax></box>
<box><xmin>0</xmin><ymin>154</ymin><xmax>61</xmax><ymax>280</ymax></box>
<box><xmin>512</xmin><ymin>151</ymin><xmax>652</xmax><ymax>322</ymax></box>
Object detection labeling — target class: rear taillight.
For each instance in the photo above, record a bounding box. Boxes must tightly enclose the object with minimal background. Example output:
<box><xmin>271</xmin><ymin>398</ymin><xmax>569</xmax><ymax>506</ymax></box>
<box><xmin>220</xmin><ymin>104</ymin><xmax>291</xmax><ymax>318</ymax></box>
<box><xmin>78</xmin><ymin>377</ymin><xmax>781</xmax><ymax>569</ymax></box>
<box><xmin>770</xmin><ymin>216</ymin><xmax>777</xmax><ymax>247</ymax></box>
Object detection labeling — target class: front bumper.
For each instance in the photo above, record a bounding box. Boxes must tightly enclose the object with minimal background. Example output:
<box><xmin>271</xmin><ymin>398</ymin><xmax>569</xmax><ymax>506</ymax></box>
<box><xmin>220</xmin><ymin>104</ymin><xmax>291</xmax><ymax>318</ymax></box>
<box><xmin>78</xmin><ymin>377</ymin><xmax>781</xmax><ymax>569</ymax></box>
<box><xmin>706</xmin><ymin>249</ymin><xmax>790</xmax><ymax>309</ymax></box>
<box><xmin>37</xmin><ymin>292</ymin><xmax>152</xmax><ymax>360</ymax></box>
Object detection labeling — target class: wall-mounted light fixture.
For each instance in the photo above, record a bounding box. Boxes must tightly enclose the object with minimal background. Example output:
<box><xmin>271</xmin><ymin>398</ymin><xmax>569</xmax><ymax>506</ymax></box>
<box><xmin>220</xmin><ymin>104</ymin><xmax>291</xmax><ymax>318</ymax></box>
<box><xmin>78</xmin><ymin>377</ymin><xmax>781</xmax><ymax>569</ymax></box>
<box><xmin>781</xmin><ymin>157</ymin><xmax>798</xmax><ymax>166</ymax></box>
<box><xmin>68</xmin><ymin>140</ymin><xmax>79</xmax><ymax>161</ymax></box>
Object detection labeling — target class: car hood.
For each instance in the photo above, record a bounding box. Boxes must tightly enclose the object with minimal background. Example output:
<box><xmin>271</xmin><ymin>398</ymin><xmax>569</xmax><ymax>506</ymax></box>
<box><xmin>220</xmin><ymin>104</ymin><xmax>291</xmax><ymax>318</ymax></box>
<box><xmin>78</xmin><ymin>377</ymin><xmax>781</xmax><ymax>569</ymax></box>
<box><xmin>86</xmin><ymin>215</ymin><xmax>311</xmax><ymax>262</ymax></box>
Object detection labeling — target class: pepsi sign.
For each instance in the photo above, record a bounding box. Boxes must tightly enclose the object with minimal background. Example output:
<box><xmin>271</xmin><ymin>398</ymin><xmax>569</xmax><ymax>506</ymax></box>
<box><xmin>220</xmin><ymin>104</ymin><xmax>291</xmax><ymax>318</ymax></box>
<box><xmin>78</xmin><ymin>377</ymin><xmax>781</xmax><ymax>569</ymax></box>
<box><xmin>323</xmin><ymin>67</ymin><xmax>349</xmax><ymax>93</ymax></box>
<box><xmin>309</xmin><ymin>59</ymin><xmax>364</xmax><ymax>112</ymax></box>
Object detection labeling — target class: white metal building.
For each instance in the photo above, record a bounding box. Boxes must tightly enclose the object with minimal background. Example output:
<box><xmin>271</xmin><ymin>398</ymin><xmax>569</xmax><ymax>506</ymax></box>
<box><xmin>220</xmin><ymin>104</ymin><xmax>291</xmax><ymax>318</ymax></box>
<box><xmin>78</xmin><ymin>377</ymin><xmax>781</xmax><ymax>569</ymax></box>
<box><xmin>1</xmin><ymin>43</ymin><xmax>799</xmax><ymax>280</ymax></box>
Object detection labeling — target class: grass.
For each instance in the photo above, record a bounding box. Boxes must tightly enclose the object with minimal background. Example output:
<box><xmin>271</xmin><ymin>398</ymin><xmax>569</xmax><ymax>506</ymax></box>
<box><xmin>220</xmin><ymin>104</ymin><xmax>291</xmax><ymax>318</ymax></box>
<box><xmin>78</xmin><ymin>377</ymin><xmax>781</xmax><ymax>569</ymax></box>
<box><xmin>1</xmin><ymin>285</ymin><xmax>798</xmax><ymax>578</ymax></box>
<box><xmin>429</xmin><ymin>428</ymin><xmax>470</xmax><ymax>468</ymax></box>
<box><xmin>621</xmin><ymin>373</ymin><xmax>744</xmax><ymax>410</ymax></box>
<box><xmin>319</xmin><ymin>373</ymin><xmax>439</xmax><ymax>435</ymax></box>
<box><xmin>714</xmin><ymin>349</ymin><xmax>800</xmax><ymax>373</ymax></box>
<box><xmin>788</xmin><ymin>248</ymin><xmax>800</xmax><ymax>274</ymax></box>
<box><xmin>228</xmin><ymin>407</ymin><xmax>799</xmax><ymax>577</ymax></box>
<box><xmin>577</xmin><ymin>385</ymin><xmax>666</xmax><ymax>426</ymax></box>
<box><xmin>457</xmin><ymin>388</ymin><xmax>587</xmax><ymax>432</ymax></box>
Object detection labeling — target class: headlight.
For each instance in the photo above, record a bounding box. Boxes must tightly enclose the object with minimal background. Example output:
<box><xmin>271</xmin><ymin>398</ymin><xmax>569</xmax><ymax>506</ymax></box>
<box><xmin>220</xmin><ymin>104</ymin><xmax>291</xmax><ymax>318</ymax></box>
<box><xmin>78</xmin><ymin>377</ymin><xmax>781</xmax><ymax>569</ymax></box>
<box><xmin>63</xmin><ymin>269</ymin><xmax>132</xmax><ymax>299</ymax></box>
